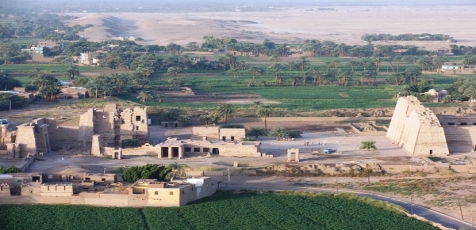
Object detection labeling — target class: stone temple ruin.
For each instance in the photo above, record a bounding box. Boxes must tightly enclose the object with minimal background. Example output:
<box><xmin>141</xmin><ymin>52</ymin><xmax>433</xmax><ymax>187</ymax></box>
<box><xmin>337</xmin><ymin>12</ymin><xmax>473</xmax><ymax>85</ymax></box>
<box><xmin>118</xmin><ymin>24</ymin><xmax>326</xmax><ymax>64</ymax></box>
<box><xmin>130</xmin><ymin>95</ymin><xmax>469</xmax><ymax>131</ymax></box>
<box><xmin>387</xmin><ymin>96</ymin><xmax>476</xmax><ymax>156</ymax></box>
<box><xmin>2</xmin><ymin>104</ymin><xmax>263</xmax><ymax>160</ymax></box>
<box><xmin>77</xmin><ymin>104</ymin><xmax>149</xmax><ymax>156</ymax></box>
<box><xmin>0</xmin><ymin>118</ymin><xmax>58</xmax><ymax>159</ymax></box>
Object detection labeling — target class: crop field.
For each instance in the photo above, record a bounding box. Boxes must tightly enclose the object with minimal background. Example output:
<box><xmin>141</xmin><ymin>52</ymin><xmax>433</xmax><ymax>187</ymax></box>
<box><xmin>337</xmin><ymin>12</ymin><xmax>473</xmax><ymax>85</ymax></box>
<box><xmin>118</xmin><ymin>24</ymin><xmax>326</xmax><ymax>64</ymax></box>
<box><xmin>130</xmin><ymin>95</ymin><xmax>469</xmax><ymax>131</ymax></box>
<box><xmin>0</xmin><ymin>191</ymin><xmax>436</xmax><ymax>230</ymax></box>
<box><xmin>0</xmin><ymin>64</ymin><xmax>106</xmax><ymax>72</ymax></box>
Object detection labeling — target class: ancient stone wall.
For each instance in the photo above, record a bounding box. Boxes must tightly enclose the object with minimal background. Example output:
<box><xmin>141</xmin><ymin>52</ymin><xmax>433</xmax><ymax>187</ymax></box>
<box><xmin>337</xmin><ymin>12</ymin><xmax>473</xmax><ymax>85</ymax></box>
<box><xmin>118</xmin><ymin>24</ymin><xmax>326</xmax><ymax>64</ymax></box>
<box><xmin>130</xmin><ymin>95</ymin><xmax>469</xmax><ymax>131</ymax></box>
<box><xmin>387</xmin><ymin>96</ymin><xmax>449</xmax><ymax>156</ymax></box>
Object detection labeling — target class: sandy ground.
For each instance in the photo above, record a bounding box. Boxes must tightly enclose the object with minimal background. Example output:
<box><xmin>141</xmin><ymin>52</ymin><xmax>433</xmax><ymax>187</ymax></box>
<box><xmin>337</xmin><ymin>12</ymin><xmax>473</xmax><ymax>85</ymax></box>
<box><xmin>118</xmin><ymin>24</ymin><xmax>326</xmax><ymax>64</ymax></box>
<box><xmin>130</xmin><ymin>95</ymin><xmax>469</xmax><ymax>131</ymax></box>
<box><xmin>66</xmin><ymin>5</ymin><xmax>476</xmax><ymax>50</ymax></box>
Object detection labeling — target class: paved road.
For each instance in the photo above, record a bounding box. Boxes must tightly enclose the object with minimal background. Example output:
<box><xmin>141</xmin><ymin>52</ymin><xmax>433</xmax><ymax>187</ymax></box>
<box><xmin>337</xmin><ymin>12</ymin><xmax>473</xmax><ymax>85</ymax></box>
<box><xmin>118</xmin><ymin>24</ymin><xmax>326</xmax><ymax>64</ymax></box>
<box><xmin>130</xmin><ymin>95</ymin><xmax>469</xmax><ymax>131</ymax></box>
<box><xmin>220</xmin><ymin>184</ymin><xmax>473</xmax><ymax>230</ymax></box>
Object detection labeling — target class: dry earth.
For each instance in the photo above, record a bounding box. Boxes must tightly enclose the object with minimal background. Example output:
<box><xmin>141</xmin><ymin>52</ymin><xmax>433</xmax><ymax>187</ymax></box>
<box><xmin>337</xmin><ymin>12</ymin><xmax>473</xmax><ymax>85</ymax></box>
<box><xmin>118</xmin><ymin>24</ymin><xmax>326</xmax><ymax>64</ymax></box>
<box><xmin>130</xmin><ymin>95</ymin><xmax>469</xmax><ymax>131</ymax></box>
<box><xmin>66</xmin><ymin>5</ymin><xmax>476</xmax><ymax>50</ymax></box>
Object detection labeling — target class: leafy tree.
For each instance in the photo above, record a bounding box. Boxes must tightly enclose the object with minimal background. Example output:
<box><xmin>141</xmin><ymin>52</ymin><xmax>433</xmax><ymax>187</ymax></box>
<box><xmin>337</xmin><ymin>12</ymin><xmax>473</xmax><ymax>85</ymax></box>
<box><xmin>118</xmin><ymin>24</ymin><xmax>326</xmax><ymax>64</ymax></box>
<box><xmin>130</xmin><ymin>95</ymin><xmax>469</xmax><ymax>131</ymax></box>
<box><xmin>160</xmin><ymin>112</ymin><xmax>179</xmax><ymax>122</ymax></box>
<box><xmin>269</xmin><ymin>127</ymin><xmax>287</xmax><ymax>140</ymax></box>
<box><xmin>65</xmin><ymin>65</ymin><xmax>80</xmax><ymax>80</ymax></box>
<box><xmin>247</xmin><ymin>127</ymin><xmax>266</xmax><ymax>139</ymax></box>
<box><xmin>220</xmin><ymin>124</ymin><xmax>244</xmax><ymax>128</ymax></box>
<box><xmin>286</xmin><ymin>130</ymin><xmax>303</xmax><ymax>138</ymax></box>
<box><xmin>0</xmin><ymin>40</ymin><xmax>20</xmax><ymax>64</ymax></box>
<box><xmin>167</xmin><ymin>67</ymin><xmax>181</xmax><ymax>78</ymax></box>
<box><xmin>122</xmin><ymin>139</ymin><xmax>141</xmax><ymax>148</ymax></box>
<box><xmin>32</xmin><ymin>75</ymin><xmax>62</xmax><ymax>102</ymax></box>
<box><xmin>216</xmin><ymin>103</ymin><xmax>235</xmax><ymax>123</ymax></box>
<box><xmin>0</xmin><ymin>93</ymin><xmax>29</xmax><ymax>111</ymax></box>
<box><xmin>168</xmin><ymin>77</ymin><xmax>184</xmax><ymax>87</ymax></box>
<box><xmin>177</xmin><ymin>115</ymin><xmax>190</xmax><ymax>124</ymax></box>
<box><xmin>122</xmin><ymin>164</ymin><xmax>171</xmax><ymax>182</ymax></box>
<box><xmin>360</xmin><ymin>141</ymin><xmax>377</xmax><ymax>151</ymax></box>
<box><xmin>0</xmin><ymin>166</ymin><xmax>21</xmax><ymax>173</ymax></box>
<box><xmin>0</xmin><ymin>72</ymin><xmax>21</xmax><ymax>90</ymax></box>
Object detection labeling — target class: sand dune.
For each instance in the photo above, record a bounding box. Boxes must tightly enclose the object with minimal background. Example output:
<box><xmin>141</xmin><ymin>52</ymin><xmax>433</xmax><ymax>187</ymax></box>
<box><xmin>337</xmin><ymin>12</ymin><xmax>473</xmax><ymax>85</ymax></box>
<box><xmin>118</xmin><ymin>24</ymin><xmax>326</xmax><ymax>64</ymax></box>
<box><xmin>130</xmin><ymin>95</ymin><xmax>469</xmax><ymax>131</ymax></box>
<box><xmin>66</xmin><ymin>5</ymin><xmax>476</xmax><ymax>49</ymax></box>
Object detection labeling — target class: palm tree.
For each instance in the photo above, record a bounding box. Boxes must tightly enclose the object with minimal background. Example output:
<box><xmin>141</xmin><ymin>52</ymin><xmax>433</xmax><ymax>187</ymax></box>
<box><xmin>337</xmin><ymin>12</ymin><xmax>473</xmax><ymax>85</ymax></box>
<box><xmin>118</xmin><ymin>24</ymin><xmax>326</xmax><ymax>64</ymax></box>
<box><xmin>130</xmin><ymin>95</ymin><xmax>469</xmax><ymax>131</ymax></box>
<box><xmin>360</xmin><ymin>141</ymin><xmax>377</xmax><ymax>151</ymax></box>
<box><xmin>247</xmin><ymin>127</ymin><xmax>266</xmax><ymax>139</ymax></box>
<box><xmin>297</xmin><ymin>56</ymin><xmax>310</xmax><ymax>71</ymax></box>
<box><xmin>269</xmin><ymin>127</ymin><xmax>287</xmax><ymax>140</ymax></box>
<box><xmin>248</xmin><ymin>66</ymin><xmax>260</xmax><ymax>80</ymax></box>
<box><xmin>29</xmin><ymin>68</ymin><xmax>45</xmax><ymax>79</ymax></box>
<box><xmin>137</xmin><ymin>91</ymin><xmax>153</xmax><ymax>104</ymax></box>
<box><xmin>65</xmin><ymin>65</ymin><xmax>80</xmax><ymax>80</ymax></box>
<box><xmin>217</xmin><ymin>103</ymin><xmax>235</xmax><ymax>123</ymax></box>
<box><xmin>252</xmin><ymin>101</ymin><xmax>262</xmax><ymax>112</ymax></box>
<box><xmin>256</xmin><ymin>105</ymin><xmax>272</xmax><ymax>132</ymax></box>
<box><xmin>269</xmin><ymin>55</ymin><xmax>281</xmax><ymax>64</ymax></box>
<box><xmin>167</xmin><ymin>163</ymin><xmax>189</xmax><ymax>178</ymax></box>
<box><xmin>156</xmin><ymin>95</ymin><xmax>165</xmax><ymax>103</ymax></box>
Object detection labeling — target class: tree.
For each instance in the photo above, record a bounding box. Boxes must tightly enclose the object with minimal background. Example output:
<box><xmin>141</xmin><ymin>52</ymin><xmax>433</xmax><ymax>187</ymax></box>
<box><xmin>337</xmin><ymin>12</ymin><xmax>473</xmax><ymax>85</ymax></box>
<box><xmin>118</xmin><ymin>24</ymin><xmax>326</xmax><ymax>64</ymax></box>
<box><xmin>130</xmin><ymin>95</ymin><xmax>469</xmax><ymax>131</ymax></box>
<box><xmin>269</xmin><ymin>127</ymin><xmax>287</xmax><ymax>140</ymax></box>
<box><xmin>137</xmin><ymin>91</ymin><xmax>154</xmax><ymax>104</ymax></box>
<box><xmin>32</xmin><ymin>75</ymin><xmax>62</xmax><ymax>102</ymax></box>
<box><xmin>0</xmin><ymin>40</ymin><xmax>20</xmax><ymax>64</ymax></box>
<box><xmin>177</xmin><ymin>115</ymin><xmax>190</xmax><ymax>125</ymax></box>
<box><xmin>166</xmin><ymin>163</ymin><xmax>189</xmax><ymax>179</ymax></box>
<box><xmin>0</xmin><ymin>166</ymin><xmax>21</xmax><ymax>173</ymax></box>
<box><xmin>247</xmin><ymin>127</ymin><xmax>266</xmax><ymax>139</ymax></box>
<box><xmin>65</xmin><ymin>65</ymin><xmax>80</xmax><ymax>80</ymax></box>
<box><xmin>167</xmin><ymin>67</ymin><xmax>181</xmax><ymax>78</ymax></box>
<box><xmin>168</xmin><ymin>77</ymin><xmax>184</xmax><ymax>87</ymax></box>
<box><xmin>297</xmin><ymin>56</ymin><xmax>310</xmax><ymax>71</ymax></box>
<box><xmin>0</xmin><ymin>72</ymin><xmax>21</xmax><ymax>90</ymax></box>
<box><xmin>122</xmin><ymin>164</ymin><xmax>171</xmax><ymax>182</ymax></box>
<box><xmin>256</xmin><ymin>104</ymin><xmax>272</xmax><ymax>132</ymax></box>
<box><xmin>405</xmin><ymin>67</ymin><xmax>422</xmax><ymax>84</ymax></box>
<box><xmin>217</xmin><ymin>103</ymin><xmax>235</xmax><ymax>123</ymax></box>
<box><xmin>286</xmin><ymin>130</ymin><xmax>303</xmax><ymax>138</ymax></box>
<box><xmin>360</xmin><ymin>141</ymin><xmax>377</xmax><ymax>151</ymax></box>
<box><xmin>0</xmin><ymin>93</ymin><xmax>29</xmax><ymax>111</ymax></box>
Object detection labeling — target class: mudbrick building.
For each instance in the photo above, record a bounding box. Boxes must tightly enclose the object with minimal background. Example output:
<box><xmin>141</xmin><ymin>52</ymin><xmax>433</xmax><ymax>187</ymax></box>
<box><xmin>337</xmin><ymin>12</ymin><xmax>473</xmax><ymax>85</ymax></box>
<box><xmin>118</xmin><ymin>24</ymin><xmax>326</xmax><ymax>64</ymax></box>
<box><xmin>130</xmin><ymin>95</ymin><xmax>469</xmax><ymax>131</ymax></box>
<box><xmin>387</xmin><ymin>96</ymin><xmax>476</xmax><ymax>156</ymax></box>
<box><xmin>0</xmin><ymin>172</ymin><xmax>217</xmax><ymax>207</ymax></box>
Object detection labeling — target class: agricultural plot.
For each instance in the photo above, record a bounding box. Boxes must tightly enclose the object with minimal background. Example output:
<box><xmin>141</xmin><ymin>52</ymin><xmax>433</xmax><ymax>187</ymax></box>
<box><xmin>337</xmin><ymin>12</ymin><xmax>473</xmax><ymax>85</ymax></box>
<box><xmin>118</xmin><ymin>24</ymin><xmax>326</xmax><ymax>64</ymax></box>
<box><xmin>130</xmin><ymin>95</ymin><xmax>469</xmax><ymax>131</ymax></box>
<box><xmin>0</xmin><ymin>191</ymin><xmax>436</xmax><ymax>230</ymax></box>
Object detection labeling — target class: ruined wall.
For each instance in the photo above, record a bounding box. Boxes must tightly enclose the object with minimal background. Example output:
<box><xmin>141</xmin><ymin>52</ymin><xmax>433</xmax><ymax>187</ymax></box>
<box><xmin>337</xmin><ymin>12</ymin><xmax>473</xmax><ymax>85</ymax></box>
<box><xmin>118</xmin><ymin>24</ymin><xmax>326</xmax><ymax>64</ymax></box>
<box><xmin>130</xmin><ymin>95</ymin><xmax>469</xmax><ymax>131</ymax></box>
<box><xmin>219</xmin><ymin>128</ymin><xmax>246</xmax><ymax>141</ymax></box>
<box><xmin>119</xmin><ymin>107</ymin><xmax>149</xmax><ymax>142</ymax></box>
<box><xmin>15</xmin><ymin>125</ymin><xmax>37</xmax><ymax>156</ymax></box>
<box><xmin>192</xmin><ymin>127</ymin><xmax>219</xmax><ymax>139</ymax></box>
<box><xmin>443</xmin><ymin>126</ymin><xmax>476</xmax><ymax>153</ymax></box>
<box><xmin>78</xmin><ymin>109</ymin><xmax>95</xmax><ymax>150</ymax></box>
<box><xmin>218</xmin><ymin>142</ymin><xmax>260</xmax><ymax>157</ymax></box>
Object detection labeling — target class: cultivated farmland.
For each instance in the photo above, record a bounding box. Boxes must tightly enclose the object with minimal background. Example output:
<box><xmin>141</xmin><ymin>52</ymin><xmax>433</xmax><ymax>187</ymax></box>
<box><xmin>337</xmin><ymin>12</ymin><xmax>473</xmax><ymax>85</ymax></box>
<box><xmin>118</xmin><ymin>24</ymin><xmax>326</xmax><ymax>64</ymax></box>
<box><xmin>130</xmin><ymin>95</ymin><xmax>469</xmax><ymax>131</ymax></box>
<box><xmin>0</xmin><ymin>191</ymin><xmax>436</xmax><ymax>230</ymax></box>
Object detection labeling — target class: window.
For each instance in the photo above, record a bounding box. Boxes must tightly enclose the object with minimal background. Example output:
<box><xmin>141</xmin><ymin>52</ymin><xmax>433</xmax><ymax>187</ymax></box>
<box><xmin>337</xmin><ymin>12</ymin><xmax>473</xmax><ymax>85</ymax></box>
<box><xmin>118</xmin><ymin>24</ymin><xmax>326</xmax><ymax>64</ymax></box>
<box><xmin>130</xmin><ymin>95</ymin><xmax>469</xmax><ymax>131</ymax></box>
<box><xmin>231</xmin><ymin>136</ymin><xmax>235</xmax><ymax>141</ymax></box>
<box><xmin>194</xmin><ymin>148</ymin><xmax>201</xmax><ymax>153</ymax></box>
<box><xmin>184</xmin><ymin>147</ymin><xmax>191</xmax><ymax>152</ymax></box>
<box><xmin>136</xmin><ymin>126</ymin><xmax>139</xmax><ymax>130</ymax></box>
<box><xmin>169</xmin><ymin>191</ymin><xmax>174</xmax><ymax>195</ymax></box>
<box><xmin>136</xmin><ymin>116</ymin><xmax>141</xmax><ymax>121</ymax></box>
<box><xmin>203</xmin><ymin>148</ymin><xmax>210</xmax><ymax>152</ymax></box>
<box><xmin>154</xmin><ymin>191</ymin><xmax>158</xmax><ymax>195</ymax></box>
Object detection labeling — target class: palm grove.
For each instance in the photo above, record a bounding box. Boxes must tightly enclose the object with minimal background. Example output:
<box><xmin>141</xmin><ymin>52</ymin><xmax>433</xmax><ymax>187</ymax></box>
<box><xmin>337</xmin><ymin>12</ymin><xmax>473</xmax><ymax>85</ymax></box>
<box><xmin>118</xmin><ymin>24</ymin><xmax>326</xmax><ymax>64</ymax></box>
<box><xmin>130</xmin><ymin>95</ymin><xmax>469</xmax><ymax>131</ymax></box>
<box><xmin>2</xmin><ymin>12</ymin><xmax>476</xmax><ymax>111</ymax></box>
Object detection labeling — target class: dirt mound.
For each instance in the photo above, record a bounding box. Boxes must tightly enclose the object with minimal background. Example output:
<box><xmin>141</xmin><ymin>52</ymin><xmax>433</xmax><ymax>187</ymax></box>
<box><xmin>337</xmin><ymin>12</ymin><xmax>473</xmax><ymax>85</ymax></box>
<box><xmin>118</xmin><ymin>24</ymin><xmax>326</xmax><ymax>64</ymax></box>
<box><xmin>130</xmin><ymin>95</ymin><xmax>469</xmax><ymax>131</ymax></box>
<box><xmin>66</xmin><ymin>14</ymin><xmax>136</xmax><ymax>42</ymax></box>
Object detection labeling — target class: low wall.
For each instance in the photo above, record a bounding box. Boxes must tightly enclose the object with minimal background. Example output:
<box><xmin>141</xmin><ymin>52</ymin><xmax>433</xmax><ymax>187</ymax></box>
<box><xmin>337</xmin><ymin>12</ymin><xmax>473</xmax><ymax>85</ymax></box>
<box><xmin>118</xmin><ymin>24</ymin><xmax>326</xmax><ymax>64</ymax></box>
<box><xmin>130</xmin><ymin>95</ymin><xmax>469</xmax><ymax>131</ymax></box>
<box><xmin>349</xmin><ymin>123</ymin><xmax>386</xmax><ymax>136</ymax></box>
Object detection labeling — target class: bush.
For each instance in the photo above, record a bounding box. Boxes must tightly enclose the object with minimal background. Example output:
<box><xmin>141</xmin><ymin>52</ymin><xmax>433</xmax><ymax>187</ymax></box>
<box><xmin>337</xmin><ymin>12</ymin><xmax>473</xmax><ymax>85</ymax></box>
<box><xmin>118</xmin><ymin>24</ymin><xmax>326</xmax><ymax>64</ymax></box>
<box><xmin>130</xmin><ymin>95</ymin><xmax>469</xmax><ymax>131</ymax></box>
<box><xmin>122</xmin><ymin>139</ymin><xmax>141</xmax><ymax>148</ymax></box>
<box><xmin>0</xmin><ymin>166</ymin><xmax>21</xmax><ymax>173</ymax></box>
<box><xmin>220</xmin><ymin>123</ymin><xmax>244</xmax><ymax>128</ymax></box>
<box><xmin>122</xmin><ymin>164</ymin><xmax>171</xmax><ymax>182</ymax></box>
<box><xmin>286</xmin><ymin>130</ymin><xmax>303</xmax><ymax>138</ymax></box>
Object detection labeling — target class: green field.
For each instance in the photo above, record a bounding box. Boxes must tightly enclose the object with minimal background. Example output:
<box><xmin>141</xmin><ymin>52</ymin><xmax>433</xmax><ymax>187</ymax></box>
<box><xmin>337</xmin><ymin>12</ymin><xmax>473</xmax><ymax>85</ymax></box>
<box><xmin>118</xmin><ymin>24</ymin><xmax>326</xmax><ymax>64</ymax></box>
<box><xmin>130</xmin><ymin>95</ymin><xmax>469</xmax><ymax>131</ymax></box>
<box><xmin>0</xmin><ymin>191</ymin><xmax>435</xmax><ymax>230</ymax></box>
<box><xmin>0</xmin><ymin>64</ymin><xmax>106</xmax><ymax>72</ymax></box>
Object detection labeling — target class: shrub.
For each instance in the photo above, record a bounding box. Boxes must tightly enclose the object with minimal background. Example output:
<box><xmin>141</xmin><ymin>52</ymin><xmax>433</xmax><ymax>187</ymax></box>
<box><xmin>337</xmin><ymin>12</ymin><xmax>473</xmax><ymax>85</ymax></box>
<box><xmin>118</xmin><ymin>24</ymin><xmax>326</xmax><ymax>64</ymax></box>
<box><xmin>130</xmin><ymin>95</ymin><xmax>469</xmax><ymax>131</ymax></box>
<box><xmin>220</xmin><ymin>123</ymin><xmax>244</xmax><ymax>128</ymax></box>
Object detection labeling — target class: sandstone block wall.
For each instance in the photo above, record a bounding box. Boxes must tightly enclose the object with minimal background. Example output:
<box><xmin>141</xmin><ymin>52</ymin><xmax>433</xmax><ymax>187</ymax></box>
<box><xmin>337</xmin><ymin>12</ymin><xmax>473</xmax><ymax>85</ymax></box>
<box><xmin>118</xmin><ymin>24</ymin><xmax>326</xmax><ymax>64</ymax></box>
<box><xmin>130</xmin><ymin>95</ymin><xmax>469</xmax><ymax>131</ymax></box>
<box><xmin>387</xmin><ymin>96</ymin><xmax>449</xmax><ymax>156</ymax></box>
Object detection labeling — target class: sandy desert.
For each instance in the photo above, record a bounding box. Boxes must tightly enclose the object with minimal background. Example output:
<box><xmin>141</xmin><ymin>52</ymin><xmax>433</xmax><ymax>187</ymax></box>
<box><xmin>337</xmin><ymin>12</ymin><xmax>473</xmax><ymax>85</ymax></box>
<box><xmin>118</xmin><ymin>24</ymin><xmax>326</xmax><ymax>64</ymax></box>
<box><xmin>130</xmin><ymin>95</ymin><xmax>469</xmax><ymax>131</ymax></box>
<box><xmin>66</xmin><ymin>5</ymin><xmax>476</xmax><ymax>50</ymax></box>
